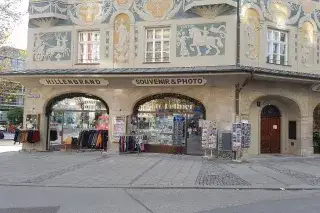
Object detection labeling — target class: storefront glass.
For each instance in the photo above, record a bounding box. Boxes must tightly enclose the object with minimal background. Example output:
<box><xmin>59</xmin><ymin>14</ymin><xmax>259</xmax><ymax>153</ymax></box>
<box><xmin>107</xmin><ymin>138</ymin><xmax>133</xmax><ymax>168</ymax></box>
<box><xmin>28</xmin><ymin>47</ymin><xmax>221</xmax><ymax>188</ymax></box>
<box><xmin>48</xmin><ymin>96</ymin><xmax>109</xmax><ymax>151</ymax></box>
<box><xmin>134</xmin><ymin>95</ymin><xmax>205</xmax><ymax>155</ymax></box>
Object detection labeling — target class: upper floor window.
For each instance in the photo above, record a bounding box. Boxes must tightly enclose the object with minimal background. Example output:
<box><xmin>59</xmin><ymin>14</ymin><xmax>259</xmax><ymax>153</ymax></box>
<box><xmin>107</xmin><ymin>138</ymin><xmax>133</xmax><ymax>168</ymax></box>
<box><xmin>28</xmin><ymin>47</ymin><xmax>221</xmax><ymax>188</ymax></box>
<box><xmin>78</xmin><ymin>31</ymin><xmax>100</xmax><ymax>64</ymax></box>
<box><xmin>267</xmin><ymin>29</ymin><xmax>288</xmax><ymax>66</ymax></box>
<box><xmin>145</xmin><ymin>28</ymin><xmax>170</xmax><ymax>63</ymax></box>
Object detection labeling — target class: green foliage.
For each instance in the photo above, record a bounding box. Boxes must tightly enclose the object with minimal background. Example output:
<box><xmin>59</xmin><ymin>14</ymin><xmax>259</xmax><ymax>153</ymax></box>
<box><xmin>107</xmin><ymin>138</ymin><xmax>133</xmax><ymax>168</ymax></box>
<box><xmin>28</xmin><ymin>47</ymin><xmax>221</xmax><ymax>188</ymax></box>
<box><xmin>6</xmin><ymin>107</ymin><xmax>23</xmax><ymax>125</ymax></box>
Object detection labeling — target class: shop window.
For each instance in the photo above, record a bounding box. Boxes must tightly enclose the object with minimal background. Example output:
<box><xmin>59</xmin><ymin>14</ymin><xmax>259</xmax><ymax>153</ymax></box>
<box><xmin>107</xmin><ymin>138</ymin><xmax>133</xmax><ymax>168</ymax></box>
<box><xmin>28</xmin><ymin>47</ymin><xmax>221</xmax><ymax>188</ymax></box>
<box><xmin>145</xmin><ymin>27</ymin><xmax>170</xmax><ymax>63</ymax></box>
<box><xmin>288</xmin><ymin>121</ymin><xmax>296</xmax><ymax>140</ymax></box>
<box><xmin>267</xmin><ymin>29</ymin><xmax>288</xmax><ymax>65</ymax></box>
<box><xmin>133</xmin><ymin>94</ymin><xmax>205</xmax><ymax>148</ymax></box>
<box><xmin>78</xmin><ymin>31</ymin><xmax>100</xmax><ymax>64</ymax></box>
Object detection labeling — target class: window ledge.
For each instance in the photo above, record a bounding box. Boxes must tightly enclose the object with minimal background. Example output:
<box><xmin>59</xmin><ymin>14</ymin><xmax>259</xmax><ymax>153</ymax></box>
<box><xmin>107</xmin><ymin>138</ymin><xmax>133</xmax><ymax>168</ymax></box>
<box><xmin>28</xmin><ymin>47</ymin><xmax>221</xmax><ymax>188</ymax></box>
<box><xmin>266</xmin><ymin>62</ymin><xmax>291</xmax><ymax>67</ymax></box>
<box><xmin>74</xmin><ymin>63</ymin><xmax>100</xmax><ymax>65</ymax></box>
<box><xmin>142</xmin><ymin>61</ymin><xmax>171</xmax><ymax>64</ymax></box>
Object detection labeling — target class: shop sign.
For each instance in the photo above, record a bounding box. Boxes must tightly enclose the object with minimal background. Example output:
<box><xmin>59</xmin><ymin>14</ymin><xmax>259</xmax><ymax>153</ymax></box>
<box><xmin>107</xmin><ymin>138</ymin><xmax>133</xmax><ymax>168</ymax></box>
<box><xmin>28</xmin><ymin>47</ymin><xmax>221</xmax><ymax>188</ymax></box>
<box><xmin>312</xmin><ymin>84</ymin><xmax>320</xmax><ymax>92</ymax></box>
<box><xmin>39</xmin><ymin>78</ymin><xmax>109</xmax><ymax>86</ymax></box>
<box><xmin>132</xmin><ymin>77</ymin><xmax>207</xmax><ymax>86</ymax></box>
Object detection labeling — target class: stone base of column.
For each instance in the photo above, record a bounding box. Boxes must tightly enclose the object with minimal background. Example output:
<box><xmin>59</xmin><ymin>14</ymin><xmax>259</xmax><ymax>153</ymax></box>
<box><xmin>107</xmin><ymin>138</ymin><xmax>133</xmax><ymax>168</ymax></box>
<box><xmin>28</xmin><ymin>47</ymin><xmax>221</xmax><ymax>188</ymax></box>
<box><xmin>300</xmin><ymin>147</ymin><xmax>314</xmax><ymax>157</ymax></box>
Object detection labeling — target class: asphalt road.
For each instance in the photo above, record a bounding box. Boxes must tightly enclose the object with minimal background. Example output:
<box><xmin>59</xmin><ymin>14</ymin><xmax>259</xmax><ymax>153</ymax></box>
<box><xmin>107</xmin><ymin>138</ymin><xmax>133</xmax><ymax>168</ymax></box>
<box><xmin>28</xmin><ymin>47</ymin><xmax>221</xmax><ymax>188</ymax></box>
<box><xmin>0</xmin><ymin>187</ymin><xmax>319</xmax><ymax>213</ymax></box>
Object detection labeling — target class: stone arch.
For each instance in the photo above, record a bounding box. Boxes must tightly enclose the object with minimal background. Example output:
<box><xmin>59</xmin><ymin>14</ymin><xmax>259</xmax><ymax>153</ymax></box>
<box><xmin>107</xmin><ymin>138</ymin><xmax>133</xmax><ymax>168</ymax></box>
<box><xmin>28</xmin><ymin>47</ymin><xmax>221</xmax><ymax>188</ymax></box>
<box><xmin>241</xmin><ymin>4</ymin><xmax>265</xmax><ymax>21</ymax></box>
<box><xmin>247</xmin><ymin>95</ymin><xmax>301</xmax><ymax>155</ymax></box>
<box><xmin>132</xmin><ymin>93</ymin><xmax>206</xmax><ymax>119</ymax></box>
<box><xmin>109</xmin><ymin>11</ymin><xmax>135</xmax><ymax>25</ymax></box>
<box><xmin>44</xmin><ymin>92</ymin><xmax>109</xmax><ymax>116</ymax></box>
<box><xmin>298</xmin><ymin>18</ymin><xmax>318</xmax><ymax>32</ymax></box>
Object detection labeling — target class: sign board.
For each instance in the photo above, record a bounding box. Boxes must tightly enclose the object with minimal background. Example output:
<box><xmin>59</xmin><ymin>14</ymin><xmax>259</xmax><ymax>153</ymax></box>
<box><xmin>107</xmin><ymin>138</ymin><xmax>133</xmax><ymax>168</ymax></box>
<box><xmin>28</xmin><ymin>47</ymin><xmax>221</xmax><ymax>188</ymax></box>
<box><xmin>312</xmin><ymin>84</ymin><xmax>320</xmax><ymax>91</ymax></box>
<box><xmin>40</xmin><ymin>79</ymin><xmax>109</xmax><ymax>86</ymax></box>
<box><xmin>132</xmin><ymin>77</ymin><xmax>207</xmax><ymax>86</ymax></box>
<box><xmin>113</xmin><ymin>116</ymin><xmax>127</xmax><ymax>141</ymax></box>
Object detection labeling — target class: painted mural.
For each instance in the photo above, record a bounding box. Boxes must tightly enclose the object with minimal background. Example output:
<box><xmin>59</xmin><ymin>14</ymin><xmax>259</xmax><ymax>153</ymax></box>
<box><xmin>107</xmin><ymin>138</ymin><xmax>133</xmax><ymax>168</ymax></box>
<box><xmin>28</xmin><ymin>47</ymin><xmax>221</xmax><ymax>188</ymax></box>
<box><xmin>242</xmin><ymin>0</ymin><xmax>320</xmax><ymax>29</ymax></box>
<box><xmin>243</xmin><ymin>8</ymin><xmax>261</xmax><ymax>60</ymax></box>
<box><xmin>300</xmin><ymin>21</ymin><xmax>314</xmax><ymax>65</ymax></box>
<box><xmin>176</xmin><ymin>23</ymin><xmax>226</xmax><ymax>57</ymax></box>
<box><xmin>33</xmin><ymin>31</ymin><xmax>71</xmax><ymax>62</ymax></box>
<box><xmin>68</xmin><ymin>0</ymin><xmax>113</xmax><ymax>25</ymax></box>
<box><xmin>113</xmin><ymin>14</ymin><xmax>131</xmax><ymax>64</ymax></box>
<box><xmin>29</xmin><ymin>0</ymin><xmax>199</xmax><ymax>27</ymax></box>
<box><xmin>29</xmin><ymin>0</ymin><xmax>68</xmax><ymax>16</ymax></box>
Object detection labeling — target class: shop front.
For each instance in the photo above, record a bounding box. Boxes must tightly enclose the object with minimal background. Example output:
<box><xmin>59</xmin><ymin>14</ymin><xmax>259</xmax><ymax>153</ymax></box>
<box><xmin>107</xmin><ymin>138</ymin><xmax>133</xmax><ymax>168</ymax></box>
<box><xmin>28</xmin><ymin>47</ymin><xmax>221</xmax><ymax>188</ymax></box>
<box><xmin>132</xmin><ymin>93</ymin><xmax>206</xmax><ymax>155</ymax></box>
<box><xmin>46</xmin><ymin>93</ymin><xmax>109</xmax><ymax>151</ymax></box>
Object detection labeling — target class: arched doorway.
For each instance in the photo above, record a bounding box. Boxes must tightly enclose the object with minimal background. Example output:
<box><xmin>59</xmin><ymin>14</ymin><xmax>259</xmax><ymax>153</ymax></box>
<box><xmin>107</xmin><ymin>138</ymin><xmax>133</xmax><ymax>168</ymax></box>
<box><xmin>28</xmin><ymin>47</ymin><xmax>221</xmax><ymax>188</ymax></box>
<box><xmin>313</xmin><ymin>104</ymin><xmax>320</xmax><ymax>154</ymax></box>
<box><xmin>45</xmin><ymin>93</ymin><xmax>109</xmax><ymax>151</ymax></box>
<box><xmin>132</xmin><ymin>93</ymin><xmax>205</xmax><ymax>155</ymax></box>
<box><xmin>260</xmin><ymin>105</ymin><xmax>281</xmax><ymax>154</ymax></box>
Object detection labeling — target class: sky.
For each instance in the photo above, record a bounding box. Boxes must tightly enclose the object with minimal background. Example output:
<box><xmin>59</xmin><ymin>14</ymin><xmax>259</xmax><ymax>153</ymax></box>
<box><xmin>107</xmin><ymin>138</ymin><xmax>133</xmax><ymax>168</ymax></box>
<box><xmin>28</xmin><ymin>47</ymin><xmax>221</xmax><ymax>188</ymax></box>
<box><xmin>7</xmin><ymin>0</ymin><xmax>29</xmax><ymax>50</ymax></box>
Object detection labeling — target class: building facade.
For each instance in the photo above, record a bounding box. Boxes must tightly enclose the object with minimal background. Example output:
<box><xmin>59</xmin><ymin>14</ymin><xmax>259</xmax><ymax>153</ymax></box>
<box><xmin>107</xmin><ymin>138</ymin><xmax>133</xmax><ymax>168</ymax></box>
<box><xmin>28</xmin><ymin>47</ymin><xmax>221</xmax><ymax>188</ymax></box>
<box><xmin>0</xmin><ymin>46</ymin><xmax>26</xmax><ymax>124</ymax></box>
<box><xmin>2</xmin><ymin>0</ymin><xmax>320</xmax><ymax>156</ymax></box>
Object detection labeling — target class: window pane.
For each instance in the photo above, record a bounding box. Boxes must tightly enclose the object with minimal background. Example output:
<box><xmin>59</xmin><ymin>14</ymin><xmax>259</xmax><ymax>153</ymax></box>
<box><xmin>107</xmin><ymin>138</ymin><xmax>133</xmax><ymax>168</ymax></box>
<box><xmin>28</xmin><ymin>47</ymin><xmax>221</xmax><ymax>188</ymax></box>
<box><xmin>147</xmin><ymin>42</ymin><xmax>153</xmax><ymax>51</ymax></box>
<box><xmin>87</xmin><ymin>33</ymin><xmax>92</xmax><ymax>41</ymax></box>
<box><xmin>155</xmin><ymin>29</ymin><xmax>162</xmax><ymax>39</ymax></box>
<box><xmin>280</xmin><ymin>32</ymin><xmax>286</xmax><ymax>42</ymax></box>
<box><xmin>273</xmin><ymin>43</ymin><xmax>278</xmax><ymax>54</ymax></box>
<box><xmin>155</xmin><ymin>52</ymin><xmax>161</xmax><ymax>61</ymax></box>
<box><xmin>155</xmin><ymin>41</ymin><xmax>161</xmax><ymax>51</ymax></box>
<box><xmin>79</xmin><ymin>44</ymin><xmax>84</xmax><ymax>54</ymax></box>
<box><xmin>280</xmin><ymin>44</ymin><xmax>286</xmax><ymax>55</ymax></box>
<box><xmin>163</xmin><ymin>52</ymin><xmax>169</xmax><ymax>61</ymax></box>
<box><xmin>79</xmin><ymin>33</ymin><xmax>84</xmax><ymax>42</ymax></box>
<box><xmin>280</xmin><ymin>55</ymin><xmax>287</xmax><ymax>65</ymax></box>
<box><xmin>267</xmin><ymin>30</ymin><xmax>272</xmax><ymax>40</ymax></box>
<box><xmin>146</xmin><ymin>52</ymin><xmax>153</xmax><ymax>62</ymax></box>
<box><xmin>163</xmin><ymin>29</ymin><xmax>170</xmax><ymax>38</ymax></box>
<box><xmin>163</xmin><ymin>41</ymin><xmax>170</xmax><ymax>51</ymax></box>
<box><xmin>147</xmin><ymin>30</ymin><xmax>154</xmax><ymax>39</ymax></box>
<box><xmin>274</xmin><ymin>31</ymin><xmax>280</xmax><ymax>41</ymax></box>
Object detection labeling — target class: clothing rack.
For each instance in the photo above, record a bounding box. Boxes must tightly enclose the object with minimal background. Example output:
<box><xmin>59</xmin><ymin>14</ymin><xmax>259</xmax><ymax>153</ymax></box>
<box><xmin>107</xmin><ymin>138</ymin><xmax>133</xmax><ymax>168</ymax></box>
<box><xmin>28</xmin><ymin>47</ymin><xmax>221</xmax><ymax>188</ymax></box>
<box><xmin>77</xmin><ymin>130</ymin><xmax>108</xmax><ymax>152</ymax></box>
<box><xmin>14</xmin><ymin>129</ymin><xmax>41</xmax><ymax>152</ymax></box>
<box><xmin>118</xmin><ymin>135</ymin><xmax>144</xmax><ymax>154</ymax></box>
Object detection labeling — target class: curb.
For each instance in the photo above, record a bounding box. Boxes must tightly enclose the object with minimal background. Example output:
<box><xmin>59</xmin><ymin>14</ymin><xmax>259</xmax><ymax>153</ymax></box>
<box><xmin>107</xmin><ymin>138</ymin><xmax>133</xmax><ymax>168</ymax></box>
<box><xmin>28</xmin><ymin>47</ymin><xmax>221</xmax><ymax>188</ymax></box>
<box><xmin>1</xmin><ymin>183</ymin><xmax>320</xmax><ymax>190</ymax></box>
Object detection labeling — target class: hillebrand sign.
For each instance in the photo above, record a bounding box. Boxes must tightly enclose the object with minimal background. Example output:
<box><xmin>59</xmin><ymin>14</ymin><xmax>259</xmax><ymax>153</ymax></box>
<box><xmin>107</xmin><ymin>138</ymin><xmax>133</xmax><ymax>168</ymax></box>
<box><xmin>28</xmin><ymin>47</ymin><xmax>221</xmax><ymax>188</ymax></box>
<box><xmin>39</xmin><ymin>79</ymin><xmax>109</xmax><ymax>86</ymax></box>
<box><xmin>132</xmin><ymin>78</ymin><xmax>207</xmax><ymax>86</ymax></box>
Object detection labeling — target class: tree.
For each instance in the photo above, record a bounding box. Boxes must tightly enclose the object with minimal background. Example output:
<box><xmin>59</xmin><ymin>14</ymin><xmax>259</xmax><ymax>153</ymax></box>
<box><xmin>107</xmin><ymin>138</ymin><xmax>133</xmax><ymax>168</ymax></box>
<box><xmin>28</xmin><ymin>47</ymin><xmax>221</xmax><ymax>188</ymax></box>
<box><xmin>0</xmin><ymin>0</ymin><xmax>24</xmax><ymax>99</ymax></box>
<box><xmin>6</xmin><ymin>107</ymin><xmax>23</xmax><ymax>125</ymax></box>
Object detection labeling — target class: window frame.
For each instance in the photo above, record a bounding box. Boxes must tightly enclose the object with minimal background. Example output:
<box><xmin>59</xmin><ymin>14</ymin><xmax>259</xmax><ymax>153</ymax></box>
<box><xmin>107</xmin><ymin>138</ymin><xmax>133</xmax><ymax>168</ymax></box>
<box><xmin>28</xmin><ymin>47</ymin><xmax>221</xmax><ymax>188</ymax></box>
<box><xmin>77</xmin><ymin>31</ymin><xmax>100</xmax><ymax>64</ymax></box>
<box><xmin>267</xmin><ymin>28</ymin><xmax>289</xmax><ymax>66</ymax></box>
<box><xmin>145</xmin><ymin>27</ymin><xmax>171</xmax><ymax>63</ymax></box>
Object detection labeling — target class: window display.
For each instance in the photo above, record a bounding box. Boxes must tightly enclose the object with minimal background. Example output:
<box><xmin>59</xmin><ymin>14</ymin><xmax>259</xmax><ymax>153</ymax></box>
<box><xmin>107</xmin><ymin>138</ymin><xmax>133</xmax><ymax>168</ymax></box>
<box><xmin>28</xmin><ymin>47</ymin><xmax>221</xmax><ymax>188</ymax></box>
<box><xmin>133</xmin><ymin>94</ymin><xmax>205</xmax><ymax>154</ymax></box>
<box><xmin>48</xmin><ymin>96</ymin><xmax>109</xmax><ymax>151</ymax></box>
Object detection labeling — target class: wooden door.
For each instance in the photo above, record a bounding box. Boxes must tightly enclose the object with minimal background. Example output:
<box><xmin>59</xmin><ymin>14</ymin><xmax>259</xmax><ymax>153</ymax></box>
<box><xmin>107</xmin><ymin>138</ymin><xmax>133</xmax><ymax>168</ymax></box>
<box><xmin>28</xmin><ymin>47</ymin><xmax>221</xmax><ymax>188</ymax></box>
<box><xmin>260</xmin><ymin>105</ymin><xmax>281</xmax><ymax>154</ymax></box>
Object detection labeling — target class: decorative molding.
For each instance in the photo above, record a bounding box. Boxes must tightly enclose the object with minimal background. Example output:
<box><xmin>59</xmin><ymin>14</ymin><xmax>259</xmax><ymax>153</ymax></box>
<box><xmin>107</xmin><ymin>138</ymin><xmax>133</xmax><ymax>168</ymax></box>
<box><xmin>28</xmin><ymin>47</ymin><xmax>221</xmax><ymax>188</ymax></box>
<box><xmin>30</xmin><ymin>18</ymin><xmax>60</xmax><ymax>28</ymax></box>
<box><xmin>134</xmin><ymin>27</ymin><xmax>139</xmax><ymax>57</ymax></box>
<box><xmin>106</xmin><ymin>31</ymin><xmax>110</xmax><ymax>58</ymax></box>
<box><xmin>188</xmin><ymin>4</ymin><xmax>234</xmax><ymax>19</ymax></box>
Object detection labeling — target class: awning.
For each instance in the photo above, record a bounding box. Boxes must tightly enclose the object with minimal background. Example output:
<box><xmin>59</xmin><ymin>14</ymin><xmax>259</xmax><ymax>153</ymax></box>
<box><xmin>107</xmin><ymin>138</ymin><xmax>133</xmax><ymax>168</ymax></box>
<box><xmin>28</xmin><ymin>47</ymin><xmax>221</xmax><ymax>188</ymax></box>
<box><xmin>1</xmin><ymin>65</ymin><xmax>320</xmax><ymax>82</ymax></box>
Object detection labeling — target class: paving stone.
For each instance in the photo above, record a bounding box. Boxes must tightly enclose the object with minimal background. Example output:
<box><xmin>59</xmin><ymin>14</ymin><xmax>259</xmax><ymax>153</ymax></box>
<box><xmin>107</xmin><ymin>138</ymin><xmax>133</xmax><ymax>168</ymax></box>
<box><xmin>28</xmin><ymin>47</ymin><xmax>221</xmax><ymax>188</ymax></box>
<box><xmin>195</xmin><ymin>161</ymin><xmax>251</xmax><ymax>186</ymax></box>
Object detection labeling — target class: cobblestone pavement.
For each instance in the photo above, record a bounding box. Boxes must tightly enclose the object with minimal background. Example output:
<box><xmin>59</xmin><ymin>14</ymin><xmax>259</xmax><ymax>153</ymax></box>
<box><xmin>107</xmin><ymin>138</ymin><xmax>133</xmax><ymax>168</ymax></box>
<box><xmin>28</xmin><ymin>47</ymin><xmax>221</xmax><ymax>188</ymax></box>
<box><xmin>1</xmin><ymin>151</ymin><xmax>320</xmax><ymax>189</ymax></box>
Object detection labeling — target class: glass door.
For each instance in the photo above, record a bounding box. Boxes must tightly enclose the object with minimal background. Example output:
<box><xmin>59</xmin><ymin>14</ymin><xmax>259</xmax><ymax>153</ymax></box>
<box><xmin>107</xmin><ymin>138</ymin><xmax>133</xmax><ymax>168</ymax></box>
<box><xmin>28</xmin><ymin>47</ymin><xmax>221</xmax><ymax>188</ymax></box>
<box><xmin>185</xmin><ymin>114</ymin><xmax>203</xmax><ymax>155</ymax></box>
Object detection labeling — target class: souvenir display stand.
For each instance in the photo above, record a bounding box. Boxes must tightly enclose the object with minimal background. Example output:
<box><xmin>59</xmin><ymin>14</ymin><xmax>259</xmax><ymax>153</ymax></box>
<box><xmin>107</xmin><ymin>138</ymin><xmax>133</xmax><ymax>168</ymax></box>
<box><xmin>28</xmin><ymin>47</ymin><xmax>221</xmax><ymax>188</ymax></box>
<box><xmin>201</xmin><ymin>120</ymin><xmax>217</xmax><ymax>159</ymax></box>
<box><xmin>232</xmin><ymin>122</ymin><xmax>252</xmax><ymax>161</ymax></box>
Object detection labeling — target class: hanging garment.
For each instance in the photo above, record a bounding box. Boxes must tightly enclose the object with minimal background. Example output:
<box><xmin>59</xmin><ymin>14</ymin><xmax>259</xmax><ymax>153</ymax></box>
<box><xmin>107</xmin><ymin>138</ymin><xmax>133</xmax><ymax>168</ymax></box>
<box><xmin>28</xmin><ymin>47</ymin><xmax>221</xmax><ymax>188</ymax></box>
<box><xmin>50</xmin><ymin>130</ymin><xmax>58</xmax><ymax>141</ymax></box>
<box><xmin>14</xmin><ymin>130</ymin><xmax>19</xmax><ymax>142</ymax></box>
<box><xmin>32</xmin><ymin>130</ymin><xmax>40</xmax><ymax>142</ymax></box>
<box><xmin>27</xmin><ymin>131</ymin><xmax>34</xmax><ymax>143</ymax></box>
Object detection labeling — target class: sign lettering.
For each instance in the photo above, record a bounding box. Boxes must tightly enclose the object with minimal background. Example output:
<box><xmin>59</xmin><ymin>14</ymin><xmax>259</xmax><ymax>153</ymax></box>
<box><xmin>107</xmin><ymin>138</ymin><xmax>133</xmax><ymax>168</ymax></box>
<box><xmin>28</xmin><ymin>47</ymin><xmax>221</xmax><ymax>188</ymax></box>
<box><xmin>40</xmin><ymin>79</ymin><xmax>109</xmax><ymax>86</ymax></box>
<box><xmin>132</xmin><ymin>78</ymin><xmax>207</xmax><ymax>86</ymax></box>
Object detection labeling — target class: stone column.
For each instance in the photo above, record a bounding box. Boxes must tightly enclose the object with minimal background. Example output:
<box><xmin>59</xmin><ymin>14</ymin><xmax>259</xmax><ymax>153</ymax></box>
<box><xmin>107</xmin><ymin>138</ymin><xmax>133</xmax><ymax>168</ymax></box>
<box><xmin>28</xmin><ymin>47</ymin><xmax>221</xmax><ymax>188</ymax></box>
<box><xmin>300</xmin><ymin>116</ymin><xmax>314</xmax><ymax>156</ymax></box>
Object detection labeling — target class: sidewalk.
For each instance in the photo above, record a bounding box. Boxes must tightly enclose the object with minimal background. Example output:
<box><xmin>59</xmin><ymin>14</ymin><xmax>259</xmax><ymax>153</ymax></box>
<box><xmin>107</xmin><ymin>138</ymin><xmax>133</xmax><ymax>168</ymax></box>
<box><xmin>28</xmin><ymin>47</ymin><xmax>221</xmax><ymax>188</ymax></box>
<box><xmin>0</xmin><ymin>151</ymin><xmax>320</xmax><ymax>190</ymax></box>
